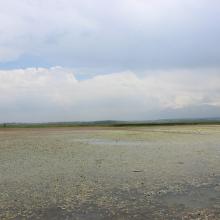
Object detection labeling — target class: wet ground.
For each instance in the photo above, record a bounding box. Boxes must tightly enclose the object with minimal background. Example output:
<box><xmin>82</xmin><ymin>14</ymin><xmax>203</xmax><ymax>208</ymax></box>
<box><xmin>0</xmin><ymin>125</ymin><xmax>220</xmax><ymax>219</ymax></box>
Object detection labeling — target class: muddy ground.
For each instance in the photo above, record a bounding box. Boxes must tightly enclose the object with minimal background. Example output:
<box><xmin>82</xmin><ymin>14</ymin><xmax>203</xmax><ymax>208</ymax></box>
<box><xmin>0</xmin><ymin>125</ymin><xmax>220</xmax><ymax>219</ymax></box>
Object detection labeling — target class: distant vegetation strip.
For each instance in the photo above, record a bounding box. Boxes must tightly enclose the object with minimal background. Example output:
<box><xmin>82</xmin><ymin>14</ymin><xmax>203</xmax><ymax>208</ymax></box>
<box><xmin>1</xmin><ymin>119</ymin><xmax>220</xmax><ymax>128</ymax></box>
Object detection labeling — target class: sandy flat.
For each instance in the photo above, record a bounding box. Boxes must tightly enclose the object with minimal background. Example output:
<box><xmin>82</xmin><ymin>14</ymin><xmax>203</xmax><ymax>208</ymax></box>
<box><xmin>0</xmin><ymin>125</ymin><xmax>220</xmax><ymax>219</ymax></box>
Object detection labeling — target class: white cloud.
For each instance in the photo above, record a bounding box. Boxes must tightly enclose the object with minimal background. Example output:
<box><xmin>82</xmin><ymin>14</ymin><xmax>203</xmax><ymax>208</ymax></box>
<box><xmin>0</xmin><ymin>67</ymin><xmax>220</xmax><ymax>122</ymax></box>
<box><xmin>0</xmin><ymin>0</ymin><xmax>220</xmax><ymax>69</ymax></box>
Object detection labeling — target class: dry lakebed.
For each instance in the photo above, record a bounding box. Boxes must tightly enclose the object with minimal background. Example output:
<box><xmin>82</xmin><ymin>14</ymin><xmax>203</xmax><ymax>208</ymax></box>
<box><xmin>0</xmin><ymin>125</ymin><xmax>220</xmax><ymax>219</ymax></box>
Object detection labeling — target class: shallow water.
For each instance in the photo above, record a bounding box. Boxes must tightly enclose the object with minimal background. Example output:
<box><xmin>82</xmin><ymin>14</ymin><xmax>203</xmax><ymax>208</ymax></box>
<box><xmin>160</xmin><ymin>178</ymin><xmax>220</xmax><ymax>209</ymax></box>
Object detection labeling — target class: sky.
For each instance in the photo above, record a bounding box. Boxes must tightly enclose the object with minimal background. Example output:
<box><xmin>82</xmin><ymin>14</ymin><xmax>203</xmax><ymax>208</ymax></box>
<box><xmin>0</xmin><ymin>0</ymin><xmax>220</xmax><ymax>122</ymax></box>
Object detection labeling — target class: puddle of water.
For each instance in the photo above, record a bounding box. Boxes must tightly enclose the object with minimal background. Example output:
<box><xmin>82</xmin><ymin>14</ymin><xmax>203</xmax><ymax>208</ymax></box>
<box><xmin>74</xmin><ymin>138</ymin><xmax>145</xmax><ymax>146</ymax></box>
<box><xmin>24</xmin><ymin>206</ymin><xmax>111</xmax><ymax>220</ymax></box>
<box><xmin>161</xmin><ymin>184</ymin><xmax>220</xmax><ymax>209</ymax></box>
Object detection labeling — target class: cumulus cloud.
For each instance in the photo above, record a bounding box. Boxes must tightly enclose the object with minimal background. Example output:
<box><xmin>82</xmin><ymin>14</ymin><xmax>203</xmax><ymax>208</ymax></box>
<box><xmin>0</xmin><ymin>1</ymin><xmax>219</xmax><ymax>122</ymax></box>
<box><xmin>0</xmin><ymin>67</ymin><xmax>220</xmax><ymax>122</ymax></box>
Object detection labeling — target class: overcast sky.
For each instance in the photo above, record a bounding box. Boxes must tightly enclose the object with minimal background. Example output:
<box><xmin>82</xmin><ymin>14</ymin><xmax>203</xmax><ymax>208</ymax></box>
<box><xmin>0</xmin><ymin>0</ymin><xmax>220</xmax><ymax>122</ymax></box>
